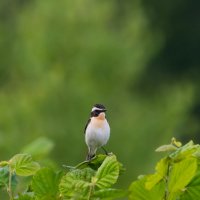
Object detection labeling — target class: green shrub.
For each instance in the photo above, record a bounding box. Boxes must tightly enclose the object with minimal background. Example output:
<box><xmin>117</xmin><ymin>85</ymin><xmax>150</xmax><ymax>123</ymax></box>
<box><xmin>1</xmin><ymin>138</ymin><xmax>200</xmax><ymax>200</ymax></box>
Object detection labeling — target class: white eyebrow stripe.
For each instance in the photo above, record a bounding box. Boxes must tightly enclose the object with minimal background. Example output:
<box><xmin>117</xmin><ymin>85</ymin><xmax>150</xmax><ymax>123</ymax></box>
<box><xmin>91</xmin><ymin>107</ymin><xmax>104</xmax><ymax>112</ymax></box>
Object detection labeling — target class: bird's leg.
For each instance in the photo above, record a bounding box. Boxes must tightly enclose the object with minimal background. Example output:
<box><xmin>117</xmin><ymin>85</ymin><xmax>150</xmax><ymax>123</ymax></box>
<box><xmin>101</xmin><ymin>146</ymin><xmax>108</xmax><ymax>155</ymax></box>
<box><xmin>86</xmin><ymin>148</ymin><xmax>95</xmax><ymax>161</ymax></box>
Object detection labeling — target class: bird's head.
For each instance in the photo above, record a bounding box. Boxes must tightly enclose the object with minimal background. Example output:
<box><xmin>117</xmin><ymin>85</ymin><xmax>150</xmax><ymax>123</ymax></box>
<box><xmin>91</xmin><ymin>104</ymin><xmax>107</xmax><ymax>118</ymax></box>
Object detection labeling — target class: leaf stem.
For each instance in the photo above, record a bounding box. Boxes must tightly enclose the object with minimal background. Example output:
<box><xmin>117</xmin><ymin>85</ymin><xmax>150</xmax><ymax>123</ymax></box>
<box><xmin>164</xmin><ymin>161</ymin><xmax>170</xmax><ymax>200</ymax></box>
<box><xmin>7</xmin><ymin>166</ymin><xmax>13</xmax><ymax>200</ymax></box>
<box><xmin>88</xmin><ymin>184</ymin><xmax>94</xmax><ymax>200</ymax></box>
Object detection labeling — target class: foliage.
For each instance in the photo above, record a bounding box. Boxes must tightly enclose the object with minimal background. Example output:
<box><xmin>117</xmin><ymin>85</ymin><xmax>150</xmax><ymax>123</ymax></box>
<box><xmin>0</xmin><ymin>154</ymin><xmax>40</xmax><ymax>200</ymax></box>
<box><xmin>32</xmin><ymin>168</ymin><xmax>62</xmax><ymax>200</ymax></box>
<box><xmin>1</xmin><ymin>138</ymin><xmax>200</xmax><ymax>200</ymax></box>
<box><xmin>0</xmin><ymin>153</ymin><xmax>127</xmax><ymax>200</ymax></box>
<box><xmin>129</xmin><ymin>138</ymin><xmax>200</xmax><ymax>200</ymax></box>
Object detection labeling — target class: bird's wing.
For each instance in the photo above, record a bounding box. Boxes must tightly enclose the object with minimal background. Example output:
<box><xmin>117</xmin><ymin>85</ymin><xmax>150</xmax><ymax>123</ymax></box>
<box><xmin>84</xmin><ymin>118</ymin><xmax>91</xmax><ymax>134</ymax></box>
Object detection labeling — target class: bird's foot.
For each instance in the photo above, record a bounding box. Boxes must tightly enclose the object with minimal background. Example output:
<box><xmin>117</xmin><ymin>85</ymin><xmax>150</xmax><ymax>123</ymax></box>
<box><xmin>86</xmin><ymin>153</ymin><xmax>95</xmax><ymax>161</ymax></box>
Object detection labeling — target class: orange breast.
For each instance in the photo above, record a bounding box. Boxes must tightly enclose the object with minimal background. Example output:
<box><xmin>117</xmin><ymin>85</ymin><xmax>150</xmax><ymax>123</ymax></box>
<box><xmin>91</xmin><ymin>117</ymin><xmax>105</xmax><ymax>128</ymax></box>
<box><xmin>96</xmin><ymin>112</ymin><xmax>105</xmax><ymax>120</ymax></box>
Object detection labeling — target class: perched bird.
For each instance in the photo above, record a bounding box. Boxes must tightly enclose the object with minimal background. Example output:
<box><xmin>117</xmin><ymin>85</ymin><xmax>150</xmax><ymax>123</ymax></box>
<box><xmin>84</xmin><ymin>104</ymin><xmax>110</xmax><ymax>160</ymax></box>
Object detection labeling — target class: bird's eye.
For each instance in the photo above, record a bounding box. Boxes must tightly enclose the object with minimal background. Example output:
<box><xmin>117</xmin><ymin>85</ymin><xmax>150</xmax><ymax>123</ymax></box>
<box><xmin>95</xmin><ymin>110</ymin><xmax>99</xmax><ymax>115</ymax></box>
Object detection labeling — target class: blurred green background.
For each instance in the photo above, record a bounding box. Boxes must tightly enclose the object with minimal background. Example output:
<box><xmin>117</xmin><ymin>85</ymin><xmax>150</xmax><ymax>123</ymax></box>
<box><xmin>0</xmin><ymin>0</ymin><xmax>200</xmax><ymax>195</ymax></box>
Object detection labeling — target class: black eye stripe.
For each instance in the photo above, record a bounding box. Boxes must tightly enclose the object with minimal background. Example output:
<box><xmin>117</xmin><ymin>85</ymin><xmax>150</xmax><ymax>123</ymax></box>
<box><xmin>96</xmin><ymin>110</ymin><xmax>103</xmax><ymax>114</ymax></box>
<box><xmin>91</xmin><ymin>109</ymin><xmax>104</xmax><ymax>117</ymax></box>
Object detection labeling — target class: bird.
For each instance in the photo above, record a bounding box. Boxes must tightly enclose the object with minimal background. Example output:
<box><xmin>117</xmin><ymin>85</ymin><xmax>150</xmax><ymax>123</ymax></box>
<box><xmin>84</xmin><ymin>104</ymin><xmax>110</xmax><ymax>160</ymax></box>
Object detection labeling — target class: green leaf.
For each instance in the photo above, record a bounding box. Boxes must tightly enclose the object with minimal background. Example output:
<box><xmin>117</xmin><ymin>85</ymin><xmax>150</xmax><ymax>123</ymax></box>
<box><xmin>146</xmin><ymin>157</ymin><xmax>169</xmax><ymax>190</ymax></box>
<box><xmin>32</xmin><ymin>168</ymin><xmax>62</xmax><ymax>200</ymax></box>
<box><xmin>76</xmin><ymin>154</ymin><xmax>107</xmax><ymax>170</ymax></box>
<box><xmin>93</xmin><ymin>188</ymin><xmax>128</xmax><ymax>199</ymax></box>
<box><xmin>155</xmin><ymin>138</ymin><xmax>182</xmax><ymax>152</ymax></box>
<box><xmin>14</xmin><ymin>193</ymin><xmax>34</xmax><ymax>200</ymax></box>
<box><xmin>171</xmin><ymin>137</ymin><xmax>182</xmax><ymax>148</ymax></box>
<box><xmin>193</xmin><ymin>147</ymin><xmax>200</xmax><ymax>158</ymax></box>
<box><xmin>59</xmin><ymin>168</ymin><xmax>95</xmax><ymax>199</ymax></box>
<box><xmin>64</xmin><ymin>154</ymin><xmax>107</xmax><ymax>171</ymax></box>
<box><xmin>0</xmin><ymin>161</ymin><xmax>9</xmax><ymax>167</ymax></box>
<box><xmin>0</xmin><ymin>166</ymin><xmax>18</xmax><ymax>191</ymax></box>
<box><xmin>180</xmin><ymin>169</ymin><xmax>200</xmax><ymax>200</ymax></box>
<box><xmin>95</xmin><ymin>155</ymin><xmax>120</xmax><ymax>189</ymax></box>
<box><xmin>129</xmin><ymin>176</ymin><xmax>165</xmax><ymax>200</ymax></box>
<box><xmin>169</xmin><ymin>141</ymin><xmax>199</xmax><ymax>161</ymax></box>
<box><xmin>22</xmin><ymin>137</ymin><xmax>54</xmax><ymax>160</ymax></box>
<box><xmin>0</xmin><ymin>166</ymin><xmax>9</xmax><ymax>189</ymax></box>
<box><xmin>64</xmin><ymin>154</ymin><xmax>125</xmax><ymax>174</ymax></box>
<box><xmin>168</xmin><ymin>158</ymin><xmax>197</xmax><ymax>196</ymax></box>
<box><xmin>155</xmin><ymin>144</ymin><xmax>177</xmax><ymax>152</ymax></box>
<box><xmin>9</xmin><ymin>154</ymin><xmax>40</xmax><ymax>176</ymax></box>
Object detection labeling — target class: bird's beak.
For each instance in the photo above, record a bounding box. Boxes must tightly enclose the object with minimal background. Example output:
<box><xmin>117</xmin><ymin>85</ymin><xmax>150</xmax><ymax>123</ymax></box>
<box><xmin>103</xmin><ymin>109</ymin><xmax>107</xmax><ymax>112</ymax></box>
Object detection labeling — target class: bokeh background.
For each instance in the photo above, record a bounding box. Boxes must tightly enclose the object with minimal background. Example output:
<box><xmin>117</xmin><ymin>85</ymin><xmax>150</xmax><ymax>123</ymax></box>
<box><xmin>0</xmin><ymin>0</ymin><xmax>200</xmax><ymax>197</ymax></box>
